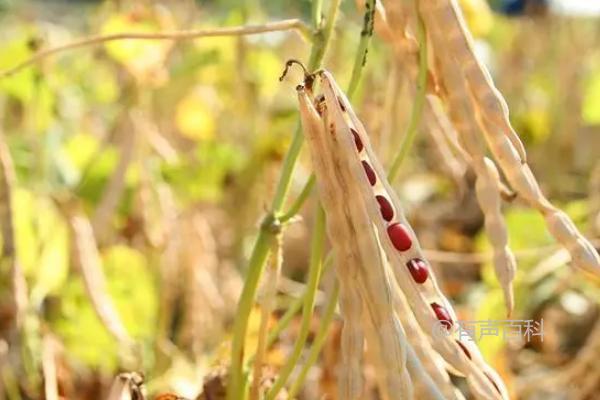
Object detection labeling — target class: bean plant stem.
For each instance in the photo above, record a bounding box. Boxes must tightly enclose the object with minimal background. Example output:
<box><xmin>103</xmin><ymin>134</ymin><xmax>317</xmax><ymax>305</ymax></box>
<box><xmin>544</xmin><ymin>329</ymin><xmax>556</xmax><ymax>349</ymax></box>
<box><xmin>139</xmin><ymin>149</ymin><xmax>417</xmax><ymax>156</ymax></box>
<box><xmin>279</xmin><ymin>175</ymin><xmax>315</xmax><ymax>223</ymax></box>
<box><xmin>347</xmin><ymin>0</ymin><xmax>376</xmax><ymax>98</ymax></box>
<box><xmin>226</xmin><ymin>2</ymin><xmax>341</xmax><ymax>398</ymax></box>
<box><xmin>287</xmin><ymin>281</ymin><xmax>340</xmax><ymax>398</ymax></box>
<box><xmin>279</xmin><ymin>0</ymin><xmax>377</xmax><ymax>221</ymax></box>
<box><xmin>249</xmin><ymin>234</ymin><xmax>282</xmax><ymax>400</ymax></box>
<box><xmin>265</xmin><ymin>207</ymin><xmax>326</xmax><ymax>400</ymax></box>
<box><xmin>244</xmin><ymin>1</ymin><xmax>375</xmax><ymax>394</ymax></box>
<box><xmin>244</xmin><ymin>256</ymin><xmax>334</xmax><ymax>370</ymax></box>
<box><xmin>388</xmin><ymin>11</ymin><xmax>428</xmax><ymax>182</ymax></box>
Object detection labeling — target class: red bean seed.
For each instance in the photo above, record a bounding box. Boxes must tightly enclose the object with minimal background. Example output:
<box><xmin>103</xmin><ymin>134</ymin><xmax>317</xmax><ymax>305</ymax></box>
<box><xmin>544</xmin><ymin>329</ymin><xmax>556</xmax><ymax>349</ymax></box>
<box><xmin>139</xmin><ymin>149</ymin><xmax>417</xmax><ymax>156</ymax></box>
<box><xmin>406</xmin><ymin>258</ymin><xmax>428</xmax><ymax>283</ymax></box>
<box><xmin>376</xmin><ymin>195</ymin><xmax>394</xmax><ymax>222</ymax></box>
<box><xmin>387</xmin><ymin>223</ymin><xmax>412</xmax><ymax>251</ymax></box>
<box><xmin>350</xmin><ymin>128</ymin><xmax>363</xmax><ymax>152</ymax></box>
<box><xmin>362</xmin><ymin>161</ymin><xmax>377</xmax><ymax>186</ymax></box>
<box><xmin>431</xmin><ymin>302</ymin><xmax>453</xmax><ymax>330</ymax></box>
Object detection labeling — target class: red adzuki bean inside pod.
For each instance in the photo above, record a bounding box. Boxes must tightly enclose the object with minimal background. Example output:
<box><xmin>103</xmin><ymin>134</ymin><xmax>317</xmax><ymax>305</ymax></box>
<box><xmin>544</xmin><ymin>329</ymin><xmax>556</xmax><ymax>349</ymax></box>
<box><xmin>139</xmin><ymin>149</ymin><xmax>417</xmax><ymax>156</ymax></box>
<box><xmin>456</xmin><ymin>340</ymin><xmax>471</xmax><ymax>360</ymax></box>
<box><xmin>387</xmin><ymin>223</ymin><xmax>412</xmax><ymax>251</ymax></box>
<box><xmin>485</xmin><ymin>373</ymin><xmax>502</xmax><ymax>395</ymax></box>
<box><xmin>431</xmin><ymin>302</ymin><xmax>453</xmax><ymax>330</ymax></box>
<box><xmin>362</xmin><ymin>161</ymin><xmax>377</xmax><ymax>186</ymax></box>
<box><xmin>350</xmin><ymin>128</ymin><xmax>363</xmax><ymax>152</ymax></box>
<box><xmin>405</xmin><ymin>258</ymin><xmax>428</xmax><ymax>284</ymax></box>
<box><xmin>337</xmin><ymin>96</ymin><xmax>346</xmax><ymax>112</ymax></box>
<box><xmin>375</xmin><ymin>195</ymin><xmax>394</xmax><ymax>222</ymax></box>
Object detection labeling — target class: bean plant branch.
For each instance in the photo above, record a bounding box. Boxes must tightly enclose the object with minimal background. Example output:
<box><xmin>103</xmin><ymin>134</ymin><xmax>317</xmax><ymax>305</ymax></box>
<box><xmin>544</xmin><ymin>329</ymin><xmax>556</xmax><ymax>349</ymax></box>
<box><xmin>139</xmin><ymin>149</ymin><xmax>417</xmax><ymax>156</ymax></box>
<box><xmin>249</xmin><ymin>233</ymin><xmax>283</xmax><ymax>400</ymax></box>
<box><xmin>279</xmin><ymin>175</ymin><xmax>315</xmax><ymax>223</ymax></box>
<box><xmin>0</xmin><ymin>19</ymin><xmax>311</xmax><ymax>78</ymax></box>
<box><xmin>347</xmin><ymin>0</ymin><xmax>376</xmax><ymax>98</ymax></box>
<box><xmin>265</xmin><ymin>206</ymin><xmax>326</xmax><ymax>400</ymax></box>
<box><xmin>272</xmin><ymin>0</ymin><xmax>342</xmax><ymax>211</ymax></box>
<box><xmin>226</xmin><ymin>2</ymin><xmax>341</xmax><ymax>398</ymax></box>
<box><xmin>279</xmin><ymin>0</ymin><xmax>376</xmax><ymax>222</ymax></box>
<box><xmin>287</xmin><ymin>281</ymin><xmax>340</xmax><ymax>398</ymax></box>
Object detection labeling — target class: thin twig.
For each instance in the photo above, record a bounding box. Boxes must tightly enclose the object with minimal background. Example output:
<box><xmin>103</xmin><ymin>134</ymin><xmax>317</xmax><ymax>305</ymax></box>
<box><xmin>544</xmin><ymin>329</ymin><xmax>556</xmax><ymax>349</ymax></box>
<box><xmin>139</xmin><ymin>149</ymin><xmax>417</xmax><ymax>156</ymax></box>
<box><xmin>92</xmin><ymin>112</ymin><xmax>137</xmax><ymax>243</ymax></box>
<box><xmin>250</xmin><ymin>233</ymin><xmax>283</xmax><ymax>400</ymax></box>
<box><xmin>41</xmin><ymin>335</ymin><xmax>59</xmax><ymax>400</ymax></box>
<box><xmin>287</xmin><ymin>281</ymin><xmax>340</xmax><ymax>398</ymax></box>
<box><xmin>0</xmin><ymin>19</ymin><xmax>311</xmax><ymax>78</ymax></box>
<box><xmin>0</xmin><ymin>129</ymin><xmax>27</xmax><ymax>331</ymax></box>
<box><xmin>347</xmin><ymin>0</ymin><xmax>376</xmax><ymax>97</ymax></box>
<box><xmin>66</xmin><ymin>209</ymin><xmax>132</xmax><ymax>346</ymax></box>
<box><xmin>265</xmin><ymin>207</ymin><xmax>326</xmax><ymax>400</ymax></box>
<box><xmin>279</xmin><ymin>175</ymin><xmax>315</xmax><ymax>222</ymax></box>
<box><xmin>424</xmin><ymin>239</ymin><xmax>600</xmax><ymax>265</ymax></box>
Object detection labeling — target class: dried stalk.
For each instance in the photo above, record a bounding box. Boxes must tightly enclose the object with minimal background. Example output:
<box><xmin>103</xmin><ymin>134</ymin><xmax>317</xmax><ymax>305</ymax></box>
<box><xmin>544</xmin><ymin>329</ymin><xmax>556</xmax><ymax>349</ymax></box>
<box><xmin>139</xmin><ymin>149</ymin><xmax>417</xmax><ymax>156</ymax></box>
<box><xmin>0</xmin><ymin>130</ymin><xmax>27</xmax><ymax>333</ymax></box>
<box><xmin>106</xmin><ymin>372</ymin><xmax>145</xmax><ymax>400</ymax></box>
<box><xmin>67</xmin><ymin>210</ymin><xmax>132</xmax><ymax>346</ymax></box>
<box><xmin>0</xmin><ymin>19</ymin><xmax>310</xmax><ymax>78</ymax></box>
<box><xmin>92</xmin><ymin>114</ymin><xmax>137</xmax><ymax>243</ymax></box>
<box><xmin>265</xmin><ymin>208</ymin><xmax>326</xmax><ymax>400</ymax></box>
<box><xmin>287</xmin><ymin>280</ymin><xmax>340</xmax><ymax>398</ymax></box>
<box><xmin>250</xmin><ymin>233</ymin><xmax>282</xmax><ymax>400</ymax></box>
<box><xmin>41</xmin><ymin>335</ymin><xmax>58</xmax><ymax>400</ymax></box>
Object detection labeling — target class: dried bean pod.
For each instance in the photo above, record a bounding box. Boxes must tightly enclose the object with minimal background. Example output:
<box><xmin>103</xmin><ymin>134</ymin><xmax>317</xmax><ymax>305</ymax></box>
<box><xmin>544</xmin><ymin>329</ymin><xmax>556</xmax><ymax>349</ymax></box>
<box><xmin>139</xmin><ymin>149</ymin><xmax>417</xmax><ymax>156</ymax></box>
<box><xmin>297</xmin><ymin>89</ymin><xmax>366</xmax><ymax>399</ymax></box>
<box><xmin>421</xmin><ymin>0</ymin><xmax>527</xmax><ymax>164</ymax></box>
<box><xmin>420</xmin><ymin>0</ymin><xmax>600</xmax><ymax>277</ymax></box>
<box><xmin>298</xmin><ymin>85</ymin><xmax>412</xmax><ymax>399</ymax></box>
<box><xmin>319</xmin><ymin>71</ymin><xmax>508</xmax><ymax>400</ymax></box>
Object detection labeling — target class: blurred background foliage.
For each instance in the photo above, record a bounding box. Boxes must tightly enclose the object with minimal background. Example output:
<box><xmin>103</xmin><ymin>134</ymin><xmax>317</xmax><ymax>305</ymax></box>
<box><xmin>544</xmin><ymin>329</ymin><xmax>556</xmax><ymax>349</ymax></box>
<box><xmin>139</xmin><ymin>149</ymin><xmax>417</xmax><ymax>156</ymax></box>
<box><xmin>0</xmin><ymin>0</ymin><xmax>599</xmax><ymax>399</ymax></box>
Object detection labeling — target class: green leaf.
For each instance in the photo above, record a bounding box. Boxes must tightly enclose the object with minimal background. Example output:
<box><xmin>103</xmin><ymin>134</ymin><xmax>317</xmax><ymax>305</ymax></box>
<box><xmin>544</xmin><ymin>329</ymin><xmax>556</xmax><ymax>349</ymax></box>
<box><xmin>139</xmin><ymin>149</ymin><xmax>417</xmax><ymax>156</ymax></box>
<box><xmin>9</xmin><ymin>189</ymin><xmax>69</xmax><ymax>306</ymax></box>
<box><xmin>0</xmin><ymin>36</ymin><xmax>36</xmax><ymax>102</ymax></box>
<box><xmin>162</xmin><ymin>141</ymin><xmax>244</xmax><ymax>203</ymax></box>
<box><xmin>53</xmin><ymin>245</ymin><xmax>157</xmax><ymax>370</ymax></box>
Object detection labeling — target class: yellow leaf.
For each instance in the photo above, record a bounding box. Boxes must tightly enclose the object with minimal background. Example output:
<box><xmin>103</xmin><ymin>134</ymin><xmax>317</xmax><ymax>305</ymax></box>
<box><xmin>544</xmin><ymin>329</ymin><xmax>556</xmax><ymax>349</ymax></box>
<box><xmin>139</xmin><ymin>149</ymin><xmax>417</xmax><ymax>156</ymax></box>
<box><xmin>247</xmin><ymin>49</ymin><xmax>283</xmax><ymax>98</ymax></box>
<box><xmin>175</xmin><ymin>89</ymin><xmax>216</xmax><ymax>141</ymax></box>
<box><xmin>101</xmin><ymin>6</ymin><xmax>175</xmax><ymax>84</ymax></box>
<box><xmin>459</xmin><ymin>0</ymin><xmax>494</xmax><ymax>37</ymax></box>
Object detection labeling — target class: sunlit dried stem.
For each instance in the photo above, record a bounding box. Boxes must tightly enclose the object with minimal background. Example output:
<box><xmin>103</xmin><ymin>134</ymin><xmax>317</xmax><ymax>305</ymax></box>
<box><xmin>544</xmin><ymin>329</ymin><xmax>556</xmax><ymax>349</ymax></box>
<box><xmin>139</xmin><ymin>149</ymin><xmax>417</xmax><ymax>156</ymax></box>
<box><xmin>92</xmin><ymin>114</ymin><xmax>136</xmax><ymax>243</ymax></box>
<box><xmin>279</xmin><ymin>59</ymin><xmax>311</xmax><ymax>82</ymax></box>
<box><xmin>265</xmin><ymin>206</ymin><xmax>326</xmax><ymax>400</ymax></box>
<box><xmin>67</xmin><ymin>210</ymin><xmax>132</xmax><ymax>346</ymax></box>
<box><xmin>42</xmin><ymin>335</ymin><xmax>59</xmax><ymax>400</ymax></box>
<box><xmin>249</xmin><ymin>233</ymin><xmax>282</xmax><ymax>400</ymax></box>
<box><xmin>287</xmin><ymin>281</ymin><xmax>340</xmax><ymax>398</ymax></box>
<box><xmin>0</xmin><ymin>19</ymin><xmax>311</xmax><ymax>78</ymax></box>
<box><xmin>0</xmin><ymin>129</ymin><xmax>27</xmax><ymax>332</ymax></box>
